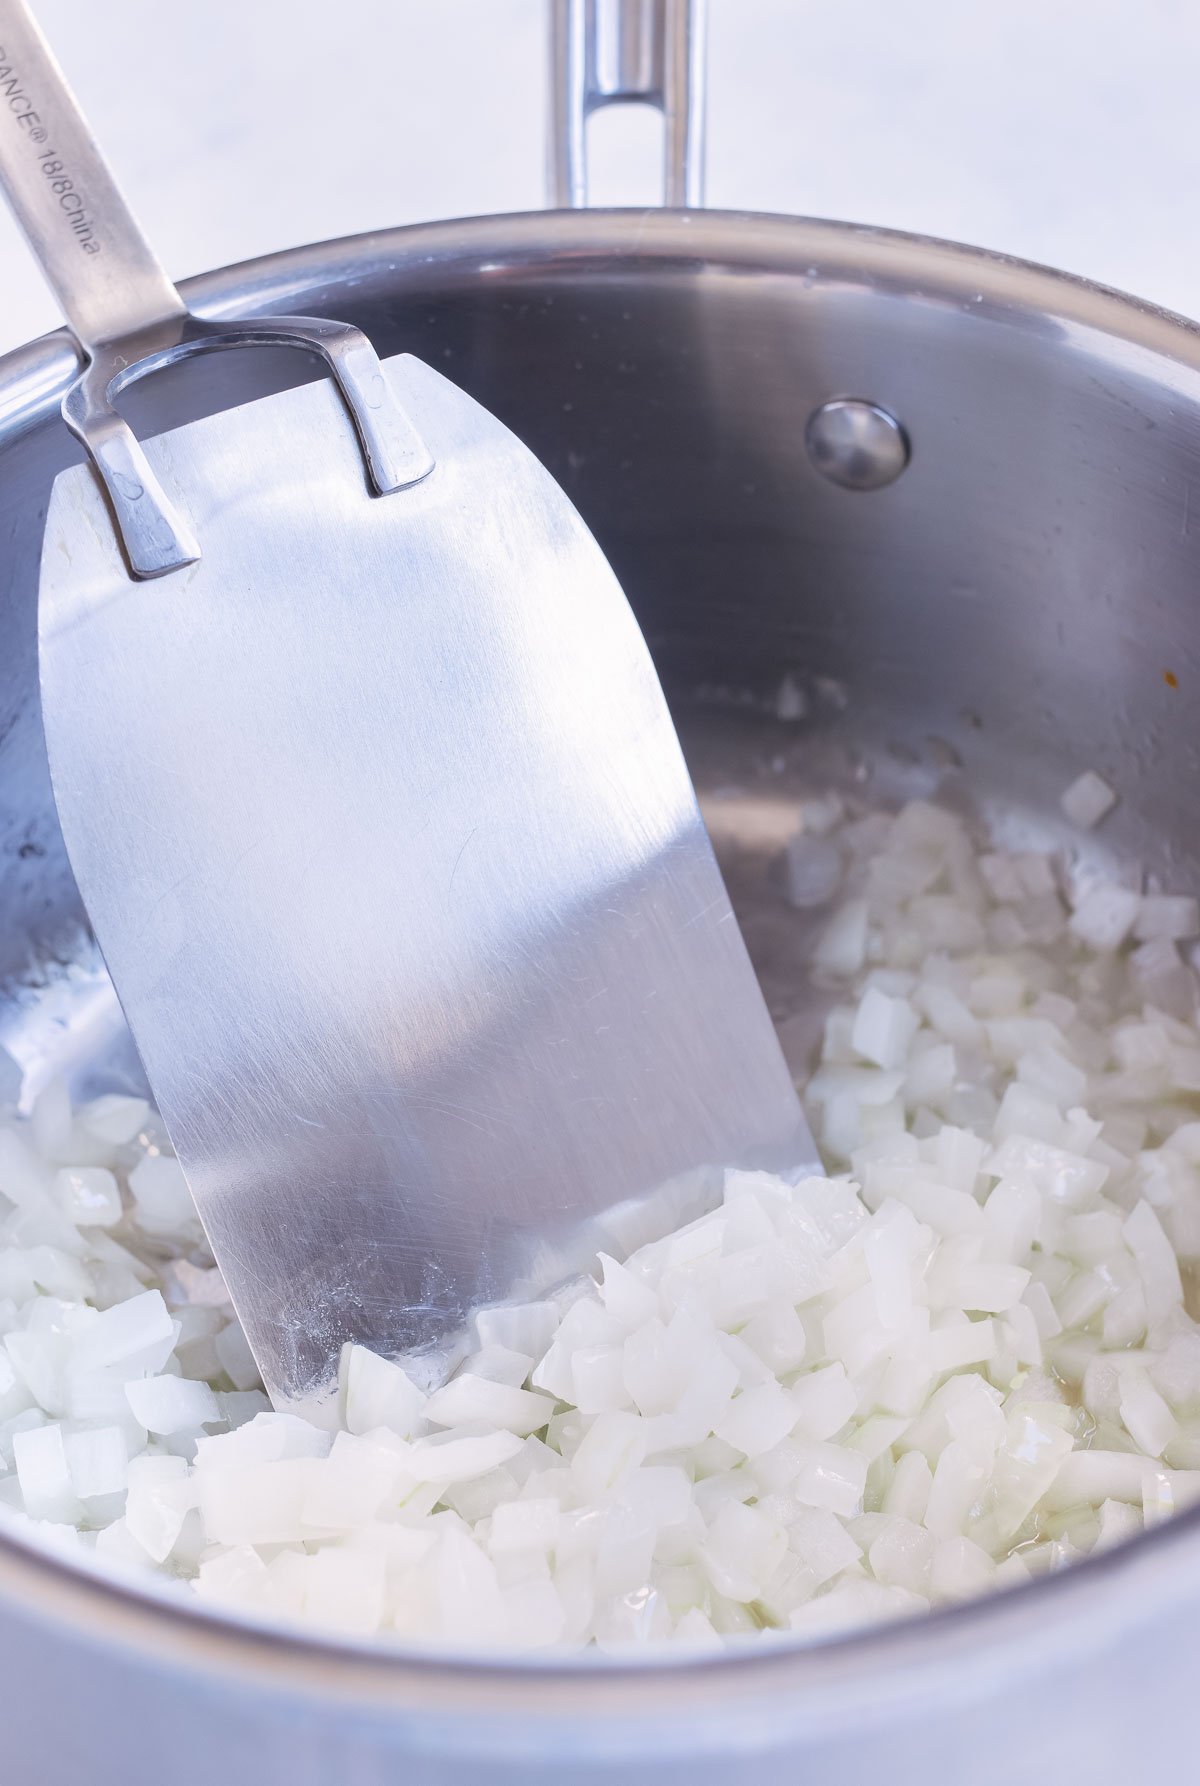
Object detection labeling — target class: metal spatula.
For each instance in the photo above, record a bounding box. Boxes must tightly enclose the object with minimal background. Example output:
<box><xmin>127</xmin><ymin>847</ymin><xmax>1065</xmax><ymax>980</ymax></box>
<box><xmin>1</xmin><ymin>0</ymin><xmax>817</xmax><ymax>1419</ymax></box>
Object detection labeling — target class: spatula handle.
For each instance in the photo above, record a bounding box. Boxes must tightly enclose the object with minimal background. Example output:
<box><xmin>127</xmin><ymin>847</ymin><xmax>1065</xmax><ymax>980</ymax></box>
<box><xmin>0</xmin><ymin>0</ymin><xmax>431</xmax><ymax>584</ymax></box>
<box><xmin>0</xmin><ymin>0</ymin><xmax>184</xmax><ymax>351</ymax></box>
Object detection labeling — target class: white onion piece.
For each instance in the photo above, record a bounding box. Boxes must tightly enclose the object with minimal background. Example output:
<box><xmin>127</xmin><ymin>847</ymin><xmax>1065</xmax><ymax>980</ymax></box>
<box><xmin>1060</xmin><ymin>771</ymin><xmax>1117</xmax><ymax>831</ymax></box>
<box><xmin>78</xmin><ymin>1095</ymin><xmax>151</xmax><ymax>1148</ymax></box>
<box><xmin>127</xmin><ymin>1155</ymin><xmax>196</xmax><ymax>1236</ymax></box>
<box><xmin>784</xmin><ymin>834</ymin><xmax>843</xmax><ymax>909</ymax></box>
<box><xmin>1069</xmin><ymin>885</ymin><xmax>1141</xmax><ymax>952</ymax></box>
<box><xmin>1135</xmin><ymin>895</ymin><xmax>1200</xmax><ymax>942</ymax></box>
<box><xmin>124</xmin><ymin>1374</ymin><xmax>220</xmax><ymax>1436</ymax></box>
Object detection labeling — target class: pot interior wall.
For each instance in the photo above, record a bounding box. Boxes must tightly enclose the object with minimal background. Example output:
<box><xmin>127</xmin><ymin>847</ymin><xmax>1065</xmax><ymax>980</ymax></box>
<box><xmin>2</xmin><ymin>218</ymin><xmax>1200</xmax><ymax>1094</ymax></box>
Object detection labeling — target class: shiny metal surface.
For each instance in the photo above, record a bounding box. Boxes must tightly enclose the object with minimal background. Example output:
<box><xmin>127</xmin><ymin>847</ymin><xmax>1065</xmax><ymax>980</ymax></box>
<box><xmin>805</xmin><ymin>396</ymin><xmax>910</xmax><ymax>491</ymax></box>
<box><xmin>0</xmin><ymin>0</ymin><xmax>183</xmax><ymax>349</ymax></box>
<box><xmin>550</xmin><ymin>0</ymin><xmax>706</xmax><ymax>206</ymax></box>
<box><xmin>0</xmin><ymin>0</ymin><xmax>430</xmax><ymax>575</ymax></box>
<box><xmin>3</xmin><ymin>204</ymin><xmax>1200</xmax><ymax>1778</ymax></box>
<box><xmin>7</xmin><ymin>0</ymin><xmax>813</xmax><ymax>1410</ymax></box>
<box><xmin>40</xmin><ymin>349</ymin><xmax>812</xmax><ymax>1414</ymax></box>
<box><xmin>57</xmin><ymin>307</ymin><xmax>435</xmax><ymax>577</ymax></box>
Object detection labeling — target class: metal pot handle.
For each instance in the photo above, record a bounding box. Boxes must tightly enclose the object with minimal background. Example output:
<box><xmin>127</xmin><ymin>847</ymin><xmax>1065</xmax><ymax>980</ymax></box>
<box><xmin>549</xmin><ymin>0</ymin><xmax>707</xmax><ymax>208</ymax></box>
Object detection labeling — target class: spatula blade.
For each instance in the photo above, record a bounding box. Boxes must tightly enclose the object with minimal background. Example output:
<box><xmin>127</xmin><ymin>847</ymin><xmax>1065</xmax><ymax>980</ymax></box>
<box><xmin>39</xmin><ymin>353</ymin><xmax>817</xmax><ymax>1417</ymax></box>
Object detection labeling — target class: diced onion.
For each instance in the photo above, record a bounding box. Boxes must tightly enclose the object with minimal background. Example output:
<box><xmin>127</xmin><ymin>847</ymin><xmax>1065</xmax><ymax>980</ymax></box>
<box><xmin>3</xmin><ymin>792</ymin><xmax>1200</xmax><ymax>1653</ymax></box>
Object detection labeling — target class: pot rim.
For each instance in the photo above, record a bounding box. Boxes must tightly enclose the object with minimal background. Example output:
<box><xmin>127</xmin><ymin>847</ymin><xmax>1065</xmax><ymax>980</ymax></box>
<box><xmin>4</xmin><ymin>205</ymin><xmax>1200</xmax><ymax>440</ymax></box>
<box><xmin>3</xmin><ymin>203</ymin><xmax>1200</xmax><ymax>1726</ymax></box>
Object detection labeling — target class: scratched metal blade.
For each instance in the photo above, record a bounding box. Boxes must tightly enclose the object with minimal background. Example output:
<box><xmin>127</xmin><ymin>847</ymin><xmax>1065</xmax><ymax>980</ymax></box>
<box><xmin>38</xmin><ymin>352</ymin><xmax>818</xmax><ymax>1419</ymax></box>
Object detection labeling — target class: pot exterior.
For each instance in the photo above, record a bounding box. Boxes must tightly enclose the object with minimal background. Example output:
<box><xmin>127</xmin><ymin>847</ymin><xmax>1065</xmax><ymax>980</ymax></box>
<box><xmin>0</xmin><ymin>1499</ymin><xmax>1196</xmax><ymax>1781</ymax></box>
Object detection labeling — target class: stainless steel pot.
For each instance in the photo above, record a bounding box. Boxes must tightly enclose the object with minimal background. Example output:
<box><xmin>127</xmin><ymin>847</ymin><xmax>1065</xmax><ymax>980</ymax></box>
<box><xmin>3</xmin><ymin>2</ymin><xmax>1200</xmax><ymax>1780</ymax></box>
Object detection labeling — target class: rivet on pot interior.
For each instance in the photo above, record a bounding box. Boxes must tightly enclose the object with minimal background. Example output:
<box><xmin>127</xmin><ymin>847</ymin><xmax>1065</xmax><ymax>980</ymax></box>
<box><xmin>805</xmin><ymin>399</ymin><xmax>909</xmax><ymax>491</ymax></box>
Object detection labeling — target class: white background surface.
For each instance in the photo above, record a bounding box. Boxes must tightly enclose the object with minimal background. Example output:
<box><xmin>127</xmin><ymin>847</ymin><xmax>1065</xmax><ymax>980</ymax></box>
<box><xmin>2</xmin><ymin>0</ymin><xmax>1200</xmax><ymax>355</ymax></box>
